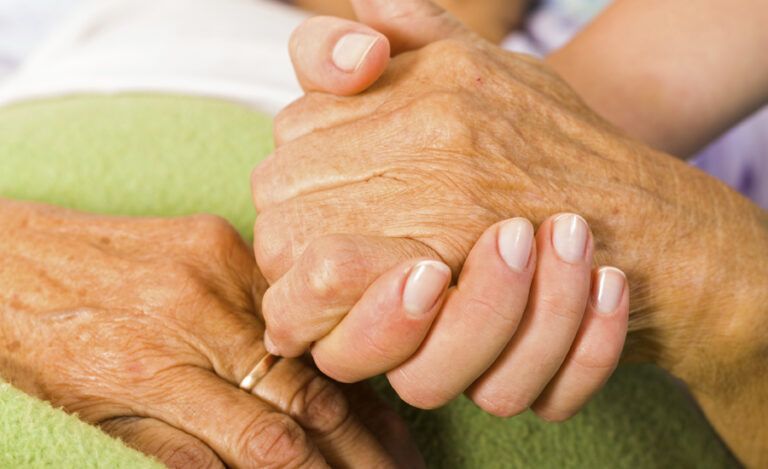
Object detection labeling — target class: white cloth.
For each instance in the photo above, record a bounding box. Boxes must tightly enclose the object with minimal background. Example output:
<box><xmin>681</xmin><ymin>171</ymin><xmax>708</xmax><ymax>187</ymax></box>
<box><xmin>0</xmin><ymin>0</ymin><xmax>307</xmax><ymax>115</ymax></box>
<box><xmin>0</xmin><ymin>0</ymin><xmax>84</xmax><ymax>82</ymax></box>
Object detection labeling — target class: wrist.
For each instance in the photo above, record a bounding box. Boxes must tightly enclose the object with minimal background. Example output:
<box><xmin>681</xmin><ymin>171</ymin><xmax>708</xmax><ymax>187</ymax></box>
<box><xmin>613</xmin><ymin>155</ymin><xmax>768</xmax><ymax>381</ymax></box>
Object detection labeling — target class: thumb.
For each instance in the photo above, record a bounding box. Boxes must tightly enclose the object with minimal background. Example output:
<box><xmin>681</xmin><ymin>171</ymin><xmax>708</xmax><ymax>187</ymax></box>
<box><xmin>350</xmin><ymin>0</ymin><xmax>473</xmax><ymax>53</ymax></box>
<box><xmin>289</xmin><ymin>15</ymin><xmax>391</xmax><ymax>95</ymax></box>
<box><xmin>287</xmin><ymin>0</ymin><xmax>474</xmax><ymax>97</ymax></box>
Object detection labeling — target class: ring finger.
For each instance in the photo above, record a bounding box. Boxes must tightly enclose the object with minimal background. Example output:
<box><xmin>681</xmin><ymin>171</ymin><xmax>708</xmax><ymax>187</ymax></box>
<box><xmin>189</xmin><ymin>303</ymin><xmax>396</xmax><ymax>468</ymax></box>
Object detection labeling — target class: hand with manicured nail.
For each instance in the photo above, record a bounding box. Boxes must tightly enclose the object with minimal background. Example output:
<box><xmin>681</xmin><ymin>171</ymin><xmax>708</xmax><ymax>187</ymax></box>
<box><xmin>260</xmin><ymin>212</ymin><xmax>629</xmax><ymax>419</ymax></box>
<box><xmin>256</xmin><ymin>0</ymin><xmax>632</xmax><ymax>417</ymax></box>
<box><xmin>253</xmin><ymin>0</ymin><xmax>768</xmax><ymax>462</ymax></box>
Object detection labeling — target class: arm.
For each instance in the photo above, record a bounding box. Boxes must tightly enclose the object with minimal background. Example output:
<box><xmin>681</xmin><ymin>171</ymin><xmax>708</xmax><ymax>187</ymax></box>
<box><xmin>546</xmin><ymin>0</ymin><xmax>768</xmax><ymax>157</ymax></box>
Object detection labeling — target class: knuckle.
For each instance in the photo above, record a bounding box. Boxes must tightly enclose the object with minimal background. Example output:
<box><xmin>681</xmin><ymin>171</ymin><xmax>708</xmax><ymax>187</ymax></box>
<box><xmin>188</xmin><ymin>214</ymin><xmax>241</xmax><ymax>252</ymax></box>
<box><xmin>464</xmin><ymin>296</ymin><xmax>521</xmax><ymax>330</ymax></box>
<box><xmin>251</xmin><ymin>149</ymin><xmax>292</xmax><ymax>213</ymax></box>
<box><xmin>238</xmin><ymin>413</ymin><xmax>311</xmax><ymax>467</ymax></box>
<box><xmin>158</xmin><ymin>262</ymin><xmax>208</xmax><ymax>300</ymax></box>
<box><xmin>273</xmin><ymin>106</ymin><xmax>299</xmax><ymax>145</ymax></box>
<box><xmin>472</xmin><ymin>391</ymin><xmax>530</xmax><ymax>418</ymax></box>
<box><xmin>406</xmin><ymin>91</ymin><xmax>473</xmax><ymax>149</ymax></box>
<box><xmin>260</xmin><ymin>287</ymin><xmax>309</xmax><ymax>354</ymax></box>
<box><xmin>388</xmin><ymin>368</ymin><xmax>453</xmax><ymax>410</ymax></box>
<box><xmin>532</xmin><ymin>403</ymin><xmax>577</xmax><ymax>423</ymax></box>
<box><xmin>299</xmin><ymin>236</ymin><xmax>368</xmax><ymax>303</ymax></box>
<box><xmin>570</xmin><ymin>343</ymin><xmax>621</xmax><ymax>372</ymax></box>
<box><xmin>423</xmin><ymin>39</ymin><xmax>486</xmax><ymax>80</ymax></box>
<box><xmin>414</xmin><ymin>90</ymin><xmax>462</xmax><ymax>118</ymax></box>
<box><xmin>191</xmin><ymin>213</ymin><xmax>235</xmax><ymax>237</ymax></box>
<box><xmin>161</xmin><ymin>442</ymin><xmax>220</xmax><ymax>469</ymax></box>
<box><xmin>311</xmin><ymin>352</ymin><xmax>353</xmax><ymax>383</ymax></box>
<box><xmin>536</xmin><ymin>292</ymin><xmax>587</xmax><ymax>324</ymax></box>
<box><xmin>357</xmin><ymin>326</ymin><xmax>400</xmax><ymax>364</ymax></box>
<box><xmin>251</xmin><ymin>164</ymin><xmax>271</xmax><ymax>212</ymax></box>
<box><xmin>260</xmin><ymin>287</ymin><xmax>290</xmax><ymax>339</ymax></box>
<box><xmin>423</xmin><ymin>38</ymin><xmax>474</xmax><ymax>68</ymax></box>
<box><xmin>253</xmin><ymin>212</ymin><xmax>291</xmax><ymax>281</ymax></box>
<box><xmin>290</xmin><ymin>374</ymin><xmax>350</xmax><ymax>435</ymax></box>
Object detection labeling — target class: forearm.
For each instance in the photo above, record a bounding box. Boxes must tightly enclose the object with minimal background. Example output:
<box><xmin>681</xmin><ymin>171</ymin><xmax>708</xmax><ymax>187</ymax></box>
<box><xmin>551</xmin><ymin>133</ymin><xmax>768</xmax><ymax>375</ymax></box>
<box><xmin>598</xmin><ymin>146</ymin><xmax>768</xmax><ymax>464</ymax></box>
<box><xmin>546</xmin><ymin>0</ymin><xmax>768</xmax><ymax>158</ymax></box>
<box><xmin>687</xmin><ymin>209</ymin><xmax>768</xmax><ymax>467</ymax></box>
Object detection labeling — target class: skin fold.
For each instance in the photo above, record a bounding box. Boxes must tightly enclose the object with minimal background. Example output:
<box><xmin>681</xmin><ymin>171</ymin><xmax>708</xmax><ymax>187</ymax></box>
<box><xmin>253</xmin><ymin>0</ymin><xmax>768</xmax><ymax>466</ymax></box>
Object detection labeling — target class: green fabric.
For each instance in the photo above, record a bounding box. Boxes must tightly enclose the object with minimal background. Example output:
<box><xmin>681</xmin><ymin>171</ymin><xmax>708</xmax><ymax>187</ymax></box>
<box><xmin>0</xmin><ymin>95</ymin><xmax>737</xmax><ymax>468</ymax></box>
<box><xmin>0</xmin><ymin>382</ymin><xmax>163</xmax><ymax>469</ymax></box>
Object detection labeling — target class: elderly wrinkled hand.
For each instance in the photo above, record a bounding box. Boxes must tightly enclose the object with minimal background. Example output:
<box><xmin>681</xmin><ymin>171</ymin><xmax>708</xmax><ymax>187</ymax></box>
<box><xmin>252</xmin><ymin>0</ymin><xmax>768</xmax><ymax>428</ymax></box>
<box><xmin>249</xmin><ymin>0</ymin><xmax>640</xmax><ymax>419</ymax></box>
<box><xmin>0</xmin><ymin>199</ymin><xmax>418</xmax><ymax>469</ymax></box>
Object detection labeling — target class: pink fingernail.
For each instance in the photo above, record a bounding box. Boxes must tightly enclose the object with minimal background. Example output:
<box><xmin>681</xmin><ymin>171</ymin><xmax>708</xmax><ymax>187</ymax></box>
<box><xmin>498</xmin><ymin>218</ymin><xmax>534</xmax><ymax>272</ymax></box>
<box><xmin>594</xmin><ymin>267</ymin><xmax>626</xmax><ymax>315</ymax></box>
<box><xmin>552</xmin><ymin>214</ymin><xmax>589</xmax><ymax>264</ymax></box>
<box><xmin>403</xmin><ymin>261</ymin><xmax>451</xmax><ymax>318</ymax></box>
<box><xmin>332</xmin><ymin>33</ymin><xmax>378</xmax><ymax>72</ymax></box>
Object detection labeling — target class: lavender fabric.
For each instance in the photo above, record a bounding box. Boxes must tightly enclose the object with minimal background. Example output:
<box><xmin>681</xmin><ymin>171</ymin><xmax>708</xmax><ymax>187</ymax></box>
<box><xmin>692</xmin><ymin>108</ymin><xmax>768</xmax><ymax>208</ymax></box>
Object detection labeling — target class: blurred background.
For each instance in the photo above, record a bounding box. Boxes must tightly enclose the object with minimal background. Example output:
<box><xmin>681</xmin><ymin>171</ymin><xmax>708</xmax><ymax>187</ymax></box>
<box><xmin>0</xmin><ymin>0</ymin><xmax>82</xmax><ymax>81</ymax></box>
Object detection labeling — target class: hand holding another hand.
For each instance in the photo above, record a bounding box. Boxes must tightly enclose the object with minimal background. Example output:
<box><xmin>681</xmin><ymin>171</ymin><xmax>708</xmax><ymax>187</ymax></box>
<box><xmin>252</xmin><ymin>0</ymin><xmax>638</xmax><ymax>420</ymax></box>
<box><xmin>253</xmin><ymin>3</ymin><xmax>768</xmax><ymax>463</ymax></box>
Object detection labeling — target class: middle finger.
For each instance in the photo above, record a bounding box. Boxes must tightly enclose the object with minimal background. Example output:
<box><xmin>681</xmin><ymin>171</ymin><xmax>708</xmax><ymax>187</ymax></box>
<box><xmin>139</xmin><ymin>367</ymin><xmax>327</xmax><ymax>469</ymax></box>
<box><xmin>187</xmin><ymin>301</ymin><xmax>397</xmax><ymax>468</ymax></box>
<box><xmin>384</xmin><ymin>217</ymin><xmax>537</xmax><ymax>408</ymax></box>
<box><xmin>467</xmin><ymin>214</ymin><xmax>594</xmax><ymax>416</ymax></box>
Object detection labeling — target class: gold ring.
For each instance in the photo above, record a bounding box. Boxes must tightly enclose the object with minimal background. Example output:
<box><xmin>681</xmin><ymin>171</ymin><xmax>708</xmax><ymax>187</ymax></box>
<box><xmin>239</xmin><ymin>353</ymin><xmax>278</xmax><ymax>392</ymax></box>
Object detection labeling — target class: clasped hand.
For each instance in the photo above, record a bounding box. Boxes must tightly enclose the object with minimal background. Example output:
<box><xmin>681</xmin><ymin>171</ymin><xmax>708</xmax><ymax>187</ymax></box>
<box><xmin>252</xmin><ymin>0</ymin><xmax>631</xmax><ymax>421</ymax></box>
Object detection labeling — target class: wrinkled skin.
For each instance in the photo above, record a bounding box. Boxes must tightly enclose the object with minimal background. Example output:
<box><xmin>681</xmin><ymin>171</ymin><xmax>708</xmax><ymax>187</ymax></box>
<box><xmin>0</xmin><ymin>199</ymin><xmax>420</xmax><ymax>469</ymax></box>
<box><xmin>252</xmin><ymin>36</ymin><xmax>768</xmax><ymax>465</ymax></box>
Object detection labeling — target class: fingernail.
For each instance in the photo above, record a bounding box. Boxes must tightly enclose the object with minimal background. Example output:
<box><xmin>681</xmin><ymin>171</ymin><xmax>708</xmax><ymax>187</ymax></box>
<box><xmin>497</xmin><ymin>218</ymin><xmax>534</xmax><ymax>272</ymax></box>
<box><xmin>594</xmin><ymin>267</ymin><xmax>626</xmax><ymax>315</ymax></box>
<box><xmin>263</xmin><ymin>331</ymin><xmax>279</xmax><ymax>356</ymax></box>
<box><xmin>552</xmin><ymin>214</ymin><xmax>589</xmax><ymax>264</ymax></box>
<box><xmin>332</xmin><ymin>33</ymin><xmax>378</xmax><ymax>72</ymax></box>
<box><xmin>403</xmin><ymin>260</ymin><xmax>451</xmax><ymax>318</ymax></box>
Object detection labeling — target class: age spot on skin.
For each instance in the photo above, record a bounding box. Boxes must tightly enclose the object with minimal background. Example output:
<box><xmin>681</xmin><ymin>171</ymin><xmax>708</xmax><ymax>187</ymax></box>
<box><xmin>9</xmin><ymin>295</ymin><xmax>25</xmax><ymax>311</ymax></box>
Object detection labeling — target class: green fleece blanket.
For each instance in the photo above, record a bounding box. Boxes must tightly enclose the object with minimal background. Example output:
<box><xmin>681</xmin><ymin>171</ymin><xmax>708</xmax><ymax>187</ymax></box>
<box><xmin>0</xmin><ymin>95</ymin><xmax>738</xmax><ymax>468</ymax></box>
